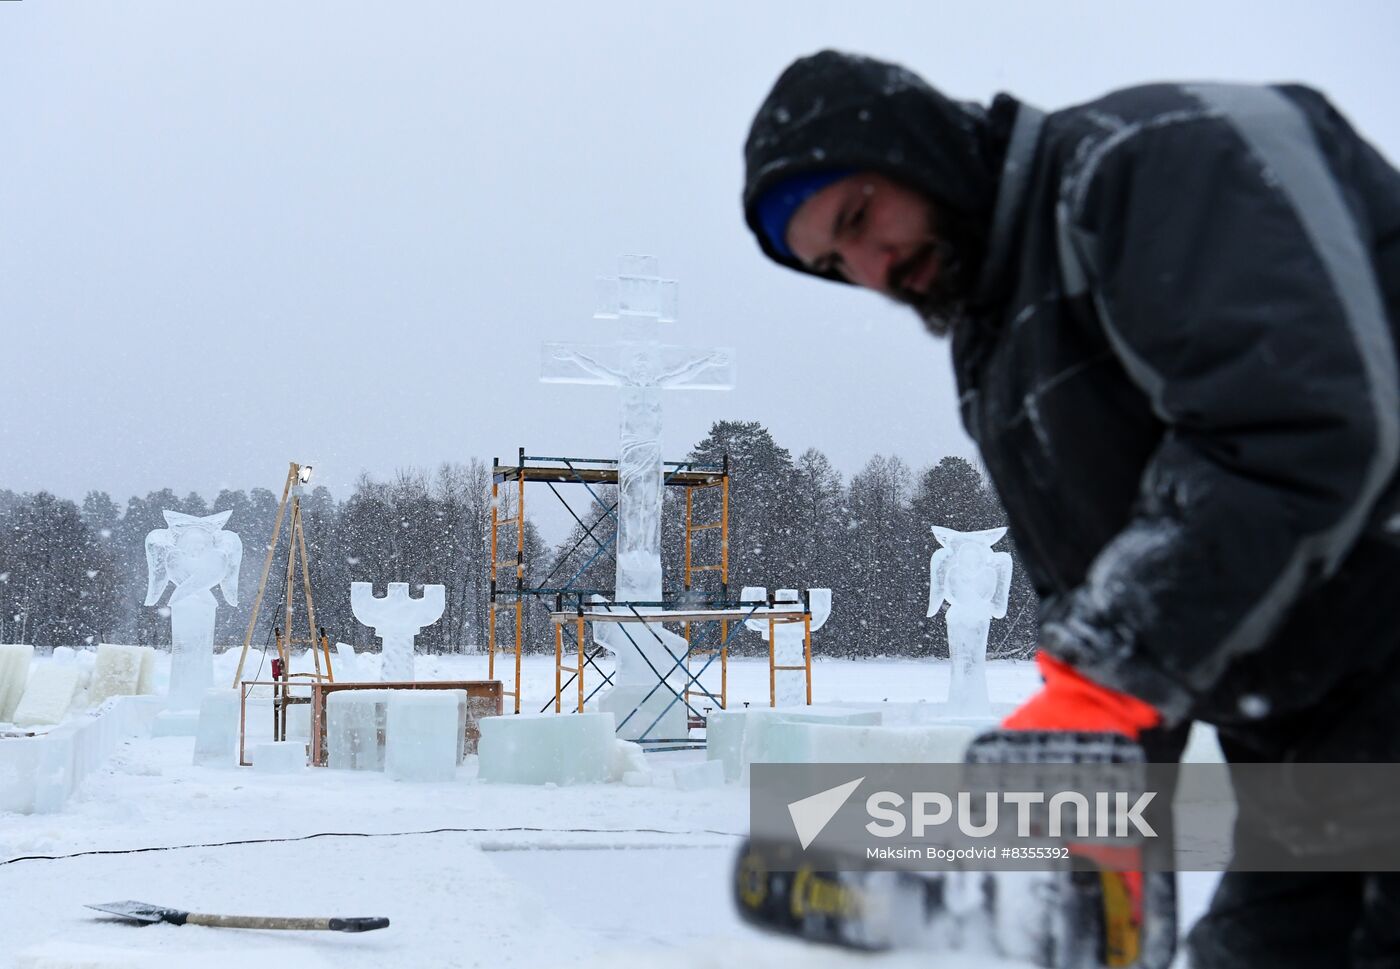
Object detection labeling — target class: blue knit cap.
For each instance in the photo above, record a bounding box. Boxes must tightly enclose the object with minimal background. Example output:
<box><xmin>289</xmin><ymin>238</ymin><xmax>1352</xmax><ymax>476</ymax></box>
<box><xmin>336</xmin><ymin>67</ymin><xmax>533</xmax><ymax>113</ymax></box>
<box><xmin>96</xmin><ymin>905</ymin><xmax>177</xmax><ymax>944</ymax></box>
<box><xmin>755</xmin><ymin>168</ymin><xmax>855</xmax><ymax>260</ymax></box>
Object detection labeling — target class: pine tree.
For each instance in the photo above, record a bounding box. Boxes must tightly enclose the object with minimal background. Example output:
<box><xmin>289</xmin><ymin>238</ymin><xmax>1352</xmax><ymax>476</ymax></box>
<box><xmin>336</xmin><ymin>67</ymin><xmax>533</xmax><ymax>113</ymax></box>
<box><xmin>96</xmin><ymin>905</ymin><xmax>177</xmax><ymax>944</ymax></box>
<box><xmin>790</xmin><ymin>447</ymin><xmax>845</xmax><ymax>591</ymax></box>
<box><xmin>428</xmin><ymin>461</ymin><xmax>492</xmax><ymax>652</ymax></box>
<box><xmin>685</xmin><ymin>421</ymin><xmax>800</xmax><ymax>588</ymax></box>
<box><xmin>78</xmin><ymin>491</ymin><xmax>121</xmax><ymax>644</ymax></box>
<box><xmin>839</xmin><ymin>455</ymin><xmax>920</xmax><ymax>657</ymax></box>
<box><xmin>0</xmin><ymin>493</ymin><xmax>108</xmax><ymax>649</ymax></box>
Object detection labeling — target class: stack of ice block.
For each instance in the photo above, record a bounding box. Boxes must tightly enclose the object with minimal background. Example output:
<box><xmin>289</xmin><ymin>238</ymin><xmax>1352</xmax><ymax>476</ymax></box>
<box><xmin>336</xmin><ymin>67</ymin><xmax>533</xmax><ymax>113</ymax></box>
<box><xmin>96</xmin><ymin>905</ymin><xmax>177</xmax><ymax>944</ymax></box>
<box><xmin>11</xmin><ymin>665</ymin><xmax>85</xmax><ymax>727</ymax></box>
<box><xmin>748</xmin><ymin>719</ymin><xmax>977</xmax><ymax>766</ymax></box>
<box><xmin>706</xmin><ymin>706</ymin><xmax>883</xmax><ymax>782</ymax></box>
<box><xmin>326</xmin><ymin>689</ymin><xmax>390</xmax><ymax>770</ymax></box>
<box><xmin>384</xmin><ymin>689</ymin><xmax>467</xmax><ymax>782</ymax></box>
<box><xmin>192</xmin><ymin>688</ymin><xmax>242</xmax><ymax>767</ymax></box>
<box><xmin>0</xmin><ymin>644</ymin><xmax>34</xmax><ymax>722</ymax></box>
<box><xmin>135</xmin><ymin>646</ymin><xmax>156</xmax><ymax>695</ymax></box>
<box><xmin>478</xmin><ymin>712</ymin><xmax>617</xmax><ymax>785</ymax></box>
<box><xmin>250</xmin><ymin>740</ymin><xmax>306</xmax><ymax>773</ymax></box>
<box><xmin>88</xmin><ymin>644</ymin><xmax>156</xmax><ymax>707</ymax></box>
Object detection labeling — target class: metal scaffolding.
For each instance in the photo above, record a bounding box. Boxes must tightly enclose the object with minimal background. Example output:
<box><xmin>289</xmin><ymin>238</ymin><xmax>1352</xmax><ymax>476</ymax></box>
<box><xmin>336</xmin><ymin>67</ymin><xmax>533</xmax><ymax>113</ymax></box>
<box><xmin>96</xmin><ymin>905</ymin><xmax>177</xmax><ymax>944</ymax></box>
<box><xmin>547</xmin><ymin>591</ymin><xmax>819</xmax><ymax>745</ymax></box>
<box><xmin>487</xmin><ymin>449</ymin><xmax>730</xmax><ymax>719</ymax></box>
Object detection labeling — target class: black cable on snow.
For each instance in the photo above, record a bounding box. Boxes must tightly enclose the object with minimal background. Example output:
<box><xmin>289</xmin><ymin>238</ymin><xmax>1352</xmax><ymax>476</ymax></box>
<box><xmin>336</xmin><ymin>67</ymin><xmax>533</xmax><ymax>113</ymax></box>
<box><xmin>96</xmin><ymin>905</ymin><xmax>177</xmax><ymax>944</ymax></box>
<box><xmin>0</xmin><ymin>825</ymin><xmax>745</xmax><ymax>868</ymax></box>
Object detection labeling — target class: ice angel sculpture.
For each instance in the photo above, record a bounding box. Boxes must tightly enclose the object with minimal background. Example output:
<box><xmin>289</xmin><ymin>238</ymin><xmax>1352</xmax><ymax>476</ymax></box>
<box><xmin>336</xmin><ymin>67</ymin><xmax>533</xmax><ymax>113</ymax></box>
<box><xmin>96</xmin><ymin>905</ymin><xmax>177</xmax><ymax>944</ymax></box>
<box><xmin>145</xmin><ymin>510</ymin><xmax>243</xmax><ymax>712</ymax></box>
<box><xmin>927</xmin><ymin>525</ymin><xmax>1012</xmax><ymax>717</ymax></box>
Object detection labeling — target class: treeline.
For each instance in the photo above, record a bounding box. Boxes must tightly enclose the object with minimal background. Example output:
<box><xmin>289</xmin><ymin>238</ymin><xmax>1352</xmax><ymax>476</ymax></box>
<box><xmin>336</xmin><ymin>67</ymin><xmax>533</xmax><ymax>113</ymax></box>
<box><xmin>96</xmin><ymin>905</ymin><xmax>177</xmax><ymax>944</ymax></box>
<box><xmin>0</xmin><ymin>421</ymin><xmax>1037</xmax><ymax>659</ymax></box>
<box><xmin>0</xmin><ymin>462</ymin><xmax>512</xmax><ymax>656</ymax></box>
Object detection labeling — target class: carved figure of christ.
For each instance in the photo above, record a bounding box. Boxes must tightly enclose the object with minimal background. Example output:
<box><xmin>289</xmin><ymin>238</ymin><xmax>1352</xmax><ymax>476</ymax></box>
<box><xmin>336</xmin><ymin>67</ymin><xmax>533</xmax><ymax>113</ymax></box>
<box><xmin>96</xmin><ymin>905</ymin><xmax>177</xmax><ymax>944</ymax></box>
<box><xmin>541</xmin><ymin>256</ymin><xmax>734</xmax><ymax>689</ymax></box>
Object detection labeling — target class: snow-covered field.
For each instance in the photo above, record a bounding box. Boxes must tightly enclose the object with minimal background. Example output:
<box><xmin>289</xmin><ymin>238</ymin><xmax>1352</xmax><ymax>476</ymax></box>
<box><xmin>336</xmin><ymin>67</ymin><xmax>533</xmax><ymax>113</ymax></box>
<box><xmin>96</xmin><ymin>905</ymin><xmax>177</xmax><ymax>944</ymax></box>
<box><xmin>0</xmin><ymin>654</ymin><xmax>1220</xmax><ymax>968</ymax></box>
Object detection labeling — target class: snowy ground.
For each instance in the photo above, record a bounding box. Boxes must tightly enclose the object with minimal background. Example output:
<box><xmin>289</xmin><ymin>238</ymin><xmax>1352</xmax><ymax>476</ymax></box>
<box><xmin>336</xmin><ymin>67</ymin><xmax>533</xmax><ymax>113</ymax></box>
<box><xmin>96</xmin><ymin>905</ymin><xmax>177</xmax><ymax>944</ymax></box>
<box><xmin>0</xmin><ymin>654</ymin><xmax>1221</xmax><ymax>968</ymax></box>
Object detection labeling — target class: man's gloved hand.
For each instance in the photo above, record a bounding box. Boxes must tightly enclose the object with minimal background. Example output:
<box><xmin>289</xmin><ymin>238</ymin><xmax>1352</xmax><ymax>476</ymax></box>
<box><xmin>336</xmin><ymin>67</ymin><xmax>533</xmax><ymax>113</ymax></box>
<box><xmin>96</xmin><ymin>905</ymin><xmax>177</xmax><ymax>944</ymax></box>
<box><xmin>1002</xmin><ymin>652</ymin><xmax>1162</xmax><ymax>739</ymax></box>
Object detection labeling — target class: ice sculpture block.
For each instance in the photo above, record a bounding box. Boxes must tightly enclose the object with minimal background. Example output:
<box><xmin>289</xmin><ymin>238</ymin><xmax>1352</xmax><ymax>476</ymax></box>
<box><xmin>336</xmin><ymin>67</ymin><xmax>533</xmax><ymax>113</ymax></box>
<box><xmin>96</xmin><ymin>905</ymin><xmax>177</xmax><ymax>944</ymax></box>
<box><xmin>706</xmin><ymin>706</ymin><xmax>882</xmax><ymax>782</ymax></box>
<box><xmin>351</xmin><ymin>582</ymin><xmax>445</xmax><ymax>682</ymax></box>
<box><xmin>89</xmin><ymin>644</ymin><xmax>146</xmax><ymax>707</ymax></box>
<box><xmin>0</xmin><ymin>644</ymin><xmax>34</xmax><ymax>722</ymax></box>
<box><xmin>749</xmin><ymin>720</ymin><xmax>978</xmax><ymax>766</ymax></box>
<box><xmin>192</xmin><ymin>688</ymin><xmax>242</xmax><ymax>768</ymax></box>
<box><xmin>136</xmin><ymin>646</ymin><xmax>157</xmax><ymax>696</ymax></box>
<box><xmin>250</xmin><ymin>741</ymin><xmax>306</xmax><ymax>773</ymax></box>
<box><xmin>145</xmin><ymin>511</ymin><xmax>243</xmax><ymax>713</ymax></box>
<box><xmin>327</xmin><ymin>689</ymin><xmax>390</xmax><ymax>770</ymax></box>
<box><xmin>384</xmin><ymin>689</ymin><xmax>466</xmax><ymax>782</ymax></box>
<box><xmin>927</xmin><ymin>525</ymin><xmax>1013</xmax><ymax>717</ymax></box>
<box><xmin>478</xmin><ymin>712</ymin><xmax>617</xmax><ymax>785</ymax></box>
<box><xmin>12</xmin><ymin>665</ymin><xmax>84</xmax><ymax>727</ymax></box>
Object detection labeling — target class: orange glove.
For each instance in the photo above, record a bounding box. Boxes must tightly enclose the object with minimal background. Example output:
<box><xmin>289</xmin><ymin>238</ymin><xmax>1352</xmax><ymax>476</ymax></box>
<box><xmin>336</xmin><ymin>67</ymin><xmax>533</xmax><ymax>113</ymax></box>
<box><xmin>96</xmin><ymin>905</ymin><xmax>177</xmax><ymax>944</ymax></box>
<box><xmin>1002</xmin><ymin>652</ymin><xmax>1161</xmax><ymax>739</ymax></box>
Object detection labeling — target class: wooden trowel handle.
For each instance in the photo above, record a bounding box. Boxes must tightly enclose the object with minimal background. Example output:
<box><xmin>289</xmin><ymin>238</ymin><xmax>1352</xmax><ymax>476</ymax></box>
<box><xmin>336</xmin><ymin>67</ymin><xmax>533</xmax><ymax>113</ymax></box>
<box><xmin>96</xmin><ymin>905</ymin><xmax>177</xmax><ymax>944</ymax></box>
<box><xmin>186</xmin><ymin>913</ymin><xmax>390</xmax><ymax>932</ymax></box>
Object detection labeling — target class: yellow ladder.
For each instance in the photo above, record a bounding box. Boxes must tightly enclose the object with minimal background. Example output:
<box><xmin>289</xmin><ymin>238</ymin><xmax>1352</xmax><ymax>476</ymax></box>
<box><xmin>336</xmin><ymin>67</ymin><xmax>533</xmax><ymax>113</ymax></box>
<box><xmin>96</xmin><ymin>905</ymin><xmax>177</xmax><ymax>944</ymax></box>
<box><xmin>487</xmin><ymin>468</ymin><xmax>525</xmax><ymax>714</ymax></box>
<box><xmin>683</xmin><ymin>475</ymin><xmax>729</xmax><ymax>725</ymax></box>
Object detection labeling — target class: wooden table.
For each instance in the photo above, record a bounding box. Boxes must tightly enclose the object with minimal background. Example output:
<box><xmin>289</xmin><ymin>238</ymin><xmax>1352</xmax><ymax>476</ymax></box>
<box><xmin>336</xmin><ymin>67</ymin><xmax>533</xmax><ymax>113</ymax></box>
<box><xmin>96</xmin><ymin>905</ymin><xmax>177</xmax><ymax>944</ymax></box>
<box><xmin>308</xmin><ymin>680</ymin><xmax>503</xmax><ymax>767</ymax></box>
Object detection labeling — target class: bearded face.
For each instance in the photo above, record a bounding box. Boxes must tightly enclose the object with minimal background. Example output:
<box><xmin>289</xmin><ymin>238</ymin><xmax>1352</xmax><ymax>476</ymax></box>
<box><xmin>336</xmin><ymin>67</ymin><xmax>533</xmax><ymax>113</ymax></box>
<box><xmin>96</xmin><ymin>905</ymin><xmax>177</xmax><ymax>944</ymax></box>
<box><xmin>888</xmin><ymin>203</ymin><xmax>985</xmax><ymax>338</ymax></box>
<box><xmin>783</xmin><ymin>171</ymin><xmax>986</xmax><ymax>338</ymax></box>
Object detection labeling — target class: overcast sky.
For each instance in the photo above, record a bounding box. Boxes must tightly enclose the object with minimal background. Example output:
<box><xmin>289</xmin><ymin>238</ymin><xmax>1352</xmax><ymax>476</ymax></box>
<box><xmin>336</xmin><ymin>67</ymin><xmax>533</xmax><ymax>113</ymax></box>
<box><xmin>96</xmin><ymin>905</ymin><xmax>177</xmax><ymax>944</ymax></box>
<box><xmin>3</xmin><ymin>1</ymin><xmax>1398</xmax><ymax>542</ymax></box>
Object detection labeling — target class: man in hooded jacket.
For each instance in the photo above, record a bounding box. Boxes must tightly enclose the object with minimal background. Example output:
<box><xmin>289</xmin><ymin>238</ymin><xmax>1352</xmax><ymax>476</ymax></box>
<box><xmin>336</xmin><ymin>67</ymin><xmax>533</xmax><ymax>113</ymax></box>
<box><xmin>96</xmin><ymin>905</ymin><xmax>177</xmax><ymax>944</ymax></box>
<box><xmin>743</xmin><ymin>50</ymin><xmax>1400</xmax><ymax>966</ymax></box>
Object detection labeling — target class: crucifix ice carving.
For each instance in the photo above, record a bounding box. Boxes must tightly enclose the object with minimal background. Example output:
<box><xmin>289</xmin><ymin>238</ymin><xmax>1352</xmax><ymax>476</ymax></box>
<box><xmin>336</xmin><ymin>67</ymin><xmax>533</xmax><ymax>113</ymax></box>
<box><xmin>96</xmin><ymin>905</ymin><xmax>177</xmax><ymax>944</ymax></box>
<box><xmin>541</xmin><ymin>255</ymin><xmax>734</xmax><ymax>688</ymax></box>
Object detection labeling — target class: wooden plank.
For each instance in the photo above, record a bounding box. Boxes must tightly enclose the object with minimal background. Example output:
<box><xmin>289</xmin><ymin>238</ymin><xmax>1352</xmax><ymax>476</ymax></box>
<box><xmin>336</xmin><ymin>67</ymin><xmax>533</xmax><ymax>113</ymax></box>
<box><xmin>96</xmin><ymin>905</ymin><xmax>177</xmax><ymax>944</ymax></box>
<box><xmin>491</xmin><ymin>465</ymin><xmax>724</xmax><ymax>487</ymax></box>
<box><xmin>232</xmin><ymin>464</ymin><xmax>295</xmax><ymax>687</ymax></box>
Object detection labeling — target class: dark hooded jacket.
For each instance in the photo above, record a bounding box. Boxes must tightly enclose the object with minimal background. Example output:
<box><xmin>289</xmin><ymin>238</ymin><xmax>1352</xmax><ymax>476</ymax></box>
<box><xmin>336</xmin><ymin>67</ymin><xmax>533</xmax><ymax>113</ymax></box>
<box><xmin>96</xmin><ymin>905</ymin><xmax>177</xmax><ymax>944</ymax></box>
<box><xmin>744</xmin><ymin>51</ymin><xmax>1400</xmax><ymax>758</ymax></box>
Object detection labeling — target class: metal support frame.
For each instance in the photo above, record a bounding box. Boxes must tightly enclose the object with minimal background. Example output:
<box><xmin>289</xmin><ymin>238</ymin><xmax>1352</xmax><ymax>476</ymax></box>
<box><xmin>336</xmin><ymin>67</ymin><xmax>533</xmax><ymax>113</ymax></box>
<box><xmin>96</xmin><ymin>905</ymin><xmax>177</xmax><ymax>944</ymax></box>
<box><xmin>486</xmin><ymin>448</ymin><xmax>728</xmax><ymax>733</ymax></box>
<box><xmin>547</xmin><ymin>594</ymin><xmax>817</xmax><ymax>747</ymax></box>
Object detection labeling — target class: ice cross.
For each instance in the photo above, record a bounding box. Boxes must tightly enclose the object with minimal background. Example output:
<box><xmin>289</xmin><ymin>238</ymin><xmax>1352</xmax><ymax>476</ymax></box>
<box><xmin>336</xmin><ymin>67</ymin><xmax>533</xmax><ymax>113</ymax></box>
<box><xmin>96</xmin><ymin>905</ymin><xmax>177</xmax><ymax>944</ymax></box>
<box><xmin>542</xmin><ymin>255</ymin><xmax>734</xmax><ymax>687</ymax></box>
